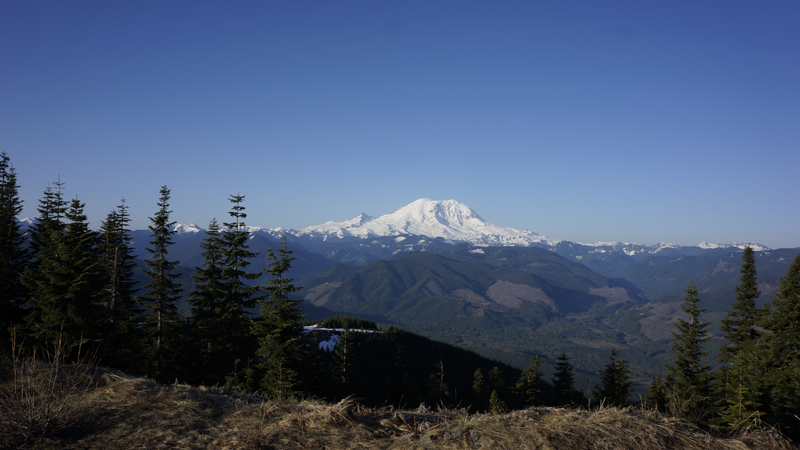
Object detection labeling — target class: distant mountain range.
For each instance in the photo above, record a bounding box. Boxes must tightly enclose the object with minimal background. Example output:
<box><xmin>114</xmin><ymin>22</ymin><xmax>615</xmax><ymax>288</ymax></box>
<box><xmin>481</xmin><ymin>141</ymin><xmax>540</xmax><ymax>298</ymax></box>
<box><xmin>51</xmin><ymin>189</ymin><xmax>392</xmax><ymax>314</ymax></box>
<box><xmin>17</xmin><ymin>197</ymin><xmax>772</xmax><ymax>255</ymax></box>
<box><xmin>132</xmin><ymin>198</ymin><xmax>774</xmax><ymax>275</ymax></box>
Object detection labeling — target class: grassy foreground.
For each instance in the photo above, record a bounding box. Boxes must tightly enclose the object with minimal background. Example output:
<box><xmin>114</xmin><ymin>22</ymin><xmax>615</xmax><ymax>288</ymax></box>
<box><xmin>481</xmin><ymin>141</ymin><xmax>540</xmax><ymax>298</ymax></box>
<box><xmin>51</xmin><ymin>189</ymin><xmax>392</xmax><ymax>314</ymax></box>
<box><xmin>1</xmin><ymin>366</ymin><xmax>797</xmax><ymax>450</ymax></box>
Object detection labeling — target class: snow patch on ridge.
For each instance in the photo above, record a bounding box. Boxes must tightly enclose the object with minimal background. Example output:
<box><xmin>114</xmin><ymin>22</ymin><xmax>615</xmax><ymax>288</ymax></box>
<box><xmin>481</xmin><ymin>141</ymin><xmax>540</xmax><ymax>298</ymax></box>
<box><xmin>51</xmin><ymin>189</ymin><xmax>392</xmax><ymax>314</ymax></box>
<box><xmin>17</xmin><ymin>218</ymin><xmax>35</xmax><ymax>231</ymax></box>
<box><xmin>697</xmin><ymin>241</ymin><xmax>769</xmax><ymax>251</ymax></box>
<box><xmin>651</xmin><ymin>242</ymin><xmax>681</xmax><ymax>253</ymax></box>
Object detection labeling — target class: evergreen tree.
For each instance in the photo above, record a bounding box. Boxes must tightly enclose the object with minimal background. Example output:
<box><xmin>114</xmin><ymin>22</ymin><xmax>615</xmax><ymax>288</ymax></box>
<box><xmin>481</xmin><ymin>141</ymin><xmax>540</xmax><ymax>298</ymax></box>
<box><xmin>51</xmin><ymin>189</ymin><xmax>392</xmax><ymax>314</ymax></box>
<box><xmin>188</xmin><ymin>219</ymin><xmax>228</xmax><ymax>384</ymax></box>
<box><xmin>22</xmin><ymin>180</ymin><xmax>68</xmax><ymax>342</ymax></box>
<box><xmin>719</xmin><ymin>347</ymin><xmax>765</xmax><ymax>433</ymax></box>
<box><xmin>489</xmin><ymin>390</ymin><xmax>507</xmax><ymax>414</ymax></box>
<box><xmin>0</xmin><ymin>152</ymin><xmax>30</xmax><ymax>353</ymax></box>
<box><xmin>552</xmin><ymin>352</ymin><xmax>582</xmax><ymax>406</ymax></box>
<box><xmin>25</xmin><ymin>198</ymin><xmax>106</xmax><ymax>353</ymax></box>
<box><xmin>763</xmin><ymin>254</ymin><xmax>800</xmax><ymax>440</ymax></box>
<box><xmin>25</xmin><ymin>180</ymin><xmax>68</xmax><ymax>259</ymax></box>
<box><xmin>591</xmin><ymin>349</ymin><xmax>633</xmax><ymax>407</ymax></box>
<box><xmin>253</xmin><ymin>234</ymin><xmax>304</xmax><ymax>398</ymax></box>
<box><xmin>717</xmin><ymin>247</ymin><xmax>767</xmax><ymax>431</ymax></box>
<box><xmin>472</xmin><ymin>367</ymin><xmax>489</xmax><ymax>411</ymax></box>
<box><xmin>515</xmin><ymin>355</ymin><xmax>544</xmax><ymax>408</ymax></box>
<box><xmin>487</xmin><ymin>366</ymin><xmax>504</xmax><ymax>391</ymax></box>
<box><xmin>663</xmin><ymin>281</ymin><xmax>713</xmax><ymax>422</ymax></box>
<box><xmin>219</xmin><ymin>195</ymin><xmax>262</xmax><ymax>382</ymax></box>
<box><xmin>138</xmin><ymin>186</ymin><xmax>183</xmax><ymax>382</ymax></box>
<box><xmin>424</xmin><ymin>360</ymin><xmax>450</xmax><ymax>407</ymax></box>
<box><xmin>486</xmin><ymin>366</ymin><xmax>506</xmax><ymax>403</ymax></box>
<box><xmin>647</xmin><ymin>374</ymin><xmax>669</xmax><ymax>409</ymax></box>
<box><xmin>719</xmin><ymin>247</ymin><xmax>763</xmax><ymax>362</ymax></box>
<box><xmin>98</xmin><ymin>199</ymin><xmax>141</xmax><ymax>368</ymax></box>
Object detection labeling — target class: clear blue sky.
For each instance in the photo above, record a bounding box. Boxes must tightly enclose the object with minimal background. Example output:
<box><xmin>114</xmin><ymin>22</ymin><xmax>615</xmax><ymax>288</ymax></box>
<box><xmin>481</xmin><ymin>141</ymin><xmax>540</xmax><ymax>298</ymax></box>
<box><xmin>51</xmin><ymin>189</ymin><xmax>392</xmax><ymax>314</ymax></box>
<box><xmin>2</xmin><ymin>1</ymin><xmax>798</xmax><ymax>248</ymax></box>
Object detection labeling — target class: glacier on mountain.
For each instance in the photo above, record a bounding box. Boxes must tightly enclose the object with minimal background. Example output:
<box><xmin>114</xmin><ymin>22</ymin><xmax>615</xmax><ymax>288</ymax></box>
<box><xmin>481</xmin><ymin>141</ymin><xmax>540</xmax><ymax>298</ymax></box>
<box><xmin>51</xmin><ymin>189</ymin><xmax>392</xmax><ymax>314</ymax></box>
<box><xmin>288</xmin><ymin>198</ymin><xmax>560</xmax><ymax>247</ymax></box>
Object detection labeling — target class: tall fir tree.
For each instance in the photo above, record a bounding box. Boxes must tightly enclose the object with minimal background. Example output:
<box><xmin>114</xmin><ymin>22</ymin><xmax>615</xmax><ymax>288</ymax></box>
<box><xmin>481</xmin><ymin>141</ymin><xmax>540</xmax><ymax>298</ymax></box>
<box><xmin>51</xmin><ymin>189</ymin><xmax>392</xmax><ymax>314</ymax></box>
<box><xmin>719</xmin><ymin>247</ymin><xmax>763</xmax><ymax>361</ymax></box>
<box><xmin>763</xmin><ymin>254</ymin><xmax>800</xmax><ymax>440</ymax></box>
<box><xmin>472</xmin><ymin>368</ymin><xmax>489</xmax><ymax>411</ymax></box>
<box><xmin>591</xmin><ymin>349</ymin><xmax>633</xmax><ymax>407</ymax></box>
<box><xmin>717</xmin><ymin>247</ymin><xmax>766</xmax><ymax>431</ymax></box>
<box><xmin>25</xmin><ymin>179</ymin><xmax>68</xmax><ymax>259</ymax></box>
<box><xmin>515</xmin><ymin>355</ymin><xmax>544</xmax><ymax>408</ymax></box>
<box><xmin>219</xmin><ymin>194</ymin><xmax>263</xmax><ymax>384</ymax></box>
<box><xmin>424</xmin><ymin>360</ymin><xmax>451</xmax><ymax>407</ymax></box>
<box><xmin>22</xmin><ymin>180</ymin><xmax>68</xmax><ymax>341</ymax></box>
<box><xmin>0</xmin><ymin>152</ymin><xmax>30</xmax><ymax>354</ymax></box>
<box><xmin>99</xmin><ymin>199</ymin><xmax>141</xmax><ymax>369</ymax></box>
<box><xmin>188</xmin><ymin>218</ymin><xmax>228</xmax><ymax>385</ymax></box>
<box><xmin>662</xmin><ymin>281</ymin><xmax>713</xmax><ymax>422</ymax></box>
<box><xmin>253</xmin><ymin>234</ymin><xmax>305</xmax><ymax>399</ymax></box>
<box><xmin>552</xmin><ymin>352</ymin><xmax>582</xmax><ymax>406</ymax></box>
<box><xmin>138</xmin><ymin>186</ymin><xmax>183</xmax><ymax>382</ymax></box>
<box><xmin>25</xmin><ymin>198</ymin><xmax>106</xmax><ymax>353</ymax></box>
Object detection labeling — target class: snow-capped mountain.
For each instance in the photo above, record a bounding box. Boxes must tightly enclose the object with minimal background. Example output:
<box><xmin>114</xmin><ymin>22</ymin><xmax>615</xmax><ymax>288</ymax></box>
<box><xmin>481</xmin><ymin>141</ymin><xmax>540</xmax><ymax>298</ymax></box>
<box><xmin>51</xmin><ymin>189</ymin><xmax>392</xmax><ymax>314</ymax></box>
<box><xmin>172</xmin><ymin>223</ymin><xmax>203</xmax><ymax>234</ymax></box>
<box><xmin>283</xmin><ymin>198</ymin><xmax>561</xmax><ymax>247</ymax></box>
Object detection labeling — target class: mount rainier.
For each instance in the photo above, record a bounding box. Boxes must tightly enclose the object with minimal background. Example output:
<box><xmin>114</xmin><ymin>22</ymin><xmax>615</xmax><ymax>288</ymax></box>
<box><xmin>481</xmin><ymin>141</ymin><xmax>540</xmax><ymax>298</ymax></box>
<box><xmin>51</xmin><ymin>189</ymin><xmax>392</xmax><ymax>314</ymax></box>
<box><xmin>277</xmin><ymin>198</ymin><xmax>560</xmax><ymax>247</ymax></box>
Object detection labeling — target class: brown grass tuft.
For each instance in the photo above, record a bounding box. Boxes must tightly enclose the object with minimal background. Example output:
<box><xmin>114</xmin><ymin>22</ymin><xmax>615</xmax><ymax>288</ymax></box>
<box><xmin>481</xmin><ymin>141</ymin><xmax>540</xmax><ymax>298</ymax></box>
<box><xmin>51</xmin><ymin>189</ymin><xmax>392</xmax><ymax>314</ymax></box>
<box><xmin>1</xmin><ymin>367</ymin><xmax>797</xmax><ymax>450</ymax></box>
<box><xmin>0</xmin><ymin>336</ymin><xmax>101</xmax><ymax>448</ymax></box>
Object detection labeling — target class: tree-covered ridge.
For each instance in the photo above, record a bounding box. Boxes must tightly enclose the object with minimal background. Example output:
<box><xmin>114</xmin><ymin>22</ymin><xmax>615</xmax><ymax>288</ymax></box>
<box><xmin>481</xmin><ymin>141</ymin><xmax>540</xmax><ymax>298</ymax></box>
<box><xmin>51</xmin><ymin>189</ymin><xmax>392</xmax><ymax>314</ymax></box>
<box><xmin>298</xmin><ymin>250</ymin><xmax>642</xmax><ymax>327</ymax></box>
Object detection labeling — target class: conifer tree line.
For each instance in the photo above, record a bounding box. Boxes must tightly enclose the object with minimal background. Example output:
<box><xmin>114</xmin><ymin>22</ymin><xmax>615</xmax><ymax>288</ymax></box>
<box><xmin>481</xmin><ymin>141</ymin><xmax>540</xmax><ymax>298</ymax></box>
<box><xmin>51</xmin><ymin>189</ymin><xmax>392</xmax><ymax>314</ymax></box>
<box><xmin>1</xmin><ymin>152</ymin><xmax>799</xmax><ymax>437</ymax></box>
<box><xmin>0</xmin><ymin>153</ymin><xmax>307</xmax><ymax>397</ymax></box>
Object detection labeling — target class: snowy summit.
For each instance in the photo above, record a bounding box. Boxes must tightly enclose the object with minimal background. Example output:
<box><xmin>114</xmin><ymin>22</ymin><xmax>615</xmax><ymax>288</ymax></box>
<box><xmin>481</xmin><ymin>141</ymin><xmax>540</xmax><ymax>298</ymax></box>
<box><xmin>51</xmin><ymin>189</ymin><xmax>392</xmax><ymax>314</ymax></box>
<box><xmin>293</xmin><ymin>198</ymin><xmax>559</xmax><ymax>246</ymax></box>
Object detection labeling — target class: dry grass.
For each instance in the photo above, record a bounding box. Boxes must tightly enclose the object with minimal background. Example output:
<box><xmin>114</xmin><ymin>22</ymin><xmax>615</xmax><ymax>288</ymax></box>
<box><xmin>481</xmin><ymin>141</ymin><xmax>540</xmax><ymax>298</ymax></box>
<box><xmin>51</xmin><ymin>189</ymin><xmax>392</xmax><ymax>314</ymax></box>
<box><xmin>1</xmin><ymin>369</ymin><xmax>797</xmax><ymax>450</ymax></box>
<box><xmin>0</xmin><ymin>337</ymin><xmax>101</xmax><ymax>448</ymax></box>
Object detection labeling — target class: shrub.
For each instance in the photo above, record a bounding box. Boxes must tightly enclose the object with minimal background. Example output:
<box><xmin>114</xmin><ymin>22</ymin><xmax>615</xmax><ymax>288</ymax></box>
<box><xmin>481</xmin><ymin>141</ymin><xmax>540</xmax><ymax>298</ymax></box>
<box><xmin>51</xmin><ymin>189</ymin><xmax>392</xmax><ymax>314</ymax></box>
<box><xmin>0</xmin><ymin>334</ymin><xmax>100</xmax><ymax>447</ymax></box>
